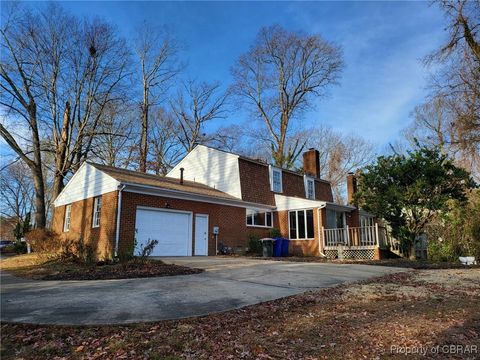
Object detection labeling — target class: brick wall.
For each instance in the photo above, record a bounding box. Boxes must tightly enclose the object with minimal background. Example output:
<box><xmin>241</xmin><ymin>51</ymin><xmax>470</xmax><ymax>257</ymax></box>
<box><xmin>119</xmin><ymin>192</ymin><xmax>251</xmax><ymax>256</ymax></box>
<box><xmin>51</xmin><ymin>191</ymin><xmax>118</xmax><ymax>260</ymax></box>
<box><xmin>238</xmin><ymin>159</ymin><xmax>275</xmax><ymax>205</ymax></box>
<box><xmin>238</xmin><ymin>158</ymin><xmax>333</xmax><ymax>203</ymax></box>
<box><xmin>274</xmin><ymin>208</ymin><xmax>324</xmax><ymax>256</ymax></box>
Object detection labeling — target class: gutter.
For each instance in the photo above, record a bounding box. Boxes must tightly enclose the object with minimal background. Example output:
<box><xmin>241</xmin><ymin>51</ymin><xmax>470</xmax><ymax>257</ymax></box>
<box><xmin>120</xmin><ymin>182</ymin><xmax>276</xmax><ymax>211</ymax></box>
<box><xmin>114</xmin><ymin>184</ymin><xmax>126</xmax><ymax>258</ymax></box>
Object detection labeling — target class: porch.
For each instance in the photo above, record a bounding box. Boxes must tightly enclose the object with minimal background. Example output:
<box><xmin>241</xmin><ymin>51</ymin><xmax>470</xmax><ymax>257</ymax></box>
<box><xmin>321</xmin><ymin>225</ymin><xmax>394</xmax><ymax>260</ymax></box>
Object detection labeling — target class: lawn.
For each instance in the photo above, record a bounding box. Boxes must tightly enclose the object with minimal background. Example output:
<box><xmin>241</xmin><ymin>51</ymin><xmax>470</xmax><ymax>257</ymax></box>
<box><xmin>2</xmin><ymin>268</ymin><xmax>479</xmax><ymax>359</ymax></box>
<box><xmin>0</xmin><ymin>254</ymin><xmax>203</xmax><ymax>280</ymax></box>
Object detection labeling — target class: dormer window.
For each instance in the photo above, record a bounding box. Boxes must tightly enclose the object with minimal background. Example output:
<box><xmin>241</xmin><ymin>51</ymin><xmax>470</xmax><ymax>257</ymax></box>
<box><xmin>304</xmin><ymin>176</ymin><xmax>315</xmax><ymax>199</ymax></box>
<box><xmin>270</xmin><ymin>166</ymin><xmax>283</xmax><ymax>193</ymax></box>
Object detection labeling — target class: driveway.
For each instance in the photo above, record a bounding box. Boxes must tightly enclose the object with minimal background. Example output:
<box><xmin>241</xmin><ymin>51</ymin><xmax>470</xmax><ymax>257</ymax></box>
<box><xmin>1</xmin><ymin>257</ymin><xmax>405</xmax><ymax>325</ymax></box>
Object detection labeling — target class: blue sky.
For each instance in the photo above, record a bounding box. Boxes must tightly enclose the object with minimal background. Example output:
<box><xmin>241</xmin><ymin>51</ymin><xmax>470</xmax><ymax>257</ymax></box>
<box><xmin>20</xmin><ymin>1</ymin><xmax>446</xmax><ymax>153</ymax></box>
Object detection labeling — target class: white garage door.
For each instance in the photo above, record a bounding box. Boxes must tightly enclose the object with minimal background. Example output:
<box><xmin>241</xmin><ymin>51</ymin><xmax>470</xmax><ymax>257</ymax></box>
<box><xmin>135</xmin><ymin>208</ymin><xmax>192</xmax><ymax>256</ymax></box>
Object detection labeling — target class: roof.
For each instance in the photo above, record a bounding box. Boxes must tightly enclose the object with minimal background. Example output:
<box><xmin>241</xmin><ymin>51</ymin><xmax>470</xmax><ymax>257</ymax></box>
<box><xmin>192</xmin><ymin>144</ymin><xmax>331</xmax><ymax>184</ymax></box>
<box><xmin>88</xmin><ymin>162</ymin><xmax>241</xmax><ymax>202</ymax></box>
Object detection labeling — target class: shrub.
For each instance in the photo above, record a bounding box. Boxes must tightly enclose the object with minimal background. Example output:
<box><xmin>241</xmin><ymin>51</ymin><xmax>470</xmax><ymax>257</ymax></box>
<box><xmin>247</xmin><ymin>234</ymin><xmax>262</xmax><ymax>255</ymax></box>
<box><xmin>269</xmin><ymin>228</ymin><xmax>282</xmax><ymax>238</ymax></box>
<box><xmin>426</xmin><ymin>190</ymin><xmax>480</xmax><ymax>262</ymax></box>
<box><xmin>24</xmin><ymin>229</ymin><xmax>61</xmax><ymax>255</ymax></box>
<box><xmin>59</xmin><ymin>238</ymin><xmax>97</xmax><ymax>265</ymax></box>
<box><xmin>14</xmin><ymin>241</ymin><xmax>27</xmax><ymax>254</ymax></box>
<box><xmin>136</xmin><ymin>239</ymin><xmax>159</xmax><ymax>263</ymax></box>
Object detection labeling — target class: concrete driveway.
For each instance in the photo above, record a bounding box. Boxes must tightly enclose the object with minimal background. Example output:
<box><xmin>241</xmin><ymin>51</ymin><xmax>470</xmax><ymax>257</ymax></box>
<box><xmin>1</xmin><ymin>257</ymin><xmax>405</xmax><ymax>325</ymax></box>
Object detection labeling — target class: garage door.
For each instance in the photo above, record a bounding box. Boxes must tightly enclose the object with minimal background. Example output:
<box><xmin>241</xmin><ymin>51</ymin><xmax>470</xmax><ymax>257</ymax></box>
<box><xmin>135</xmin><ymin>208</ymin><xmax>192</xmax><ymax>256</ymax></box>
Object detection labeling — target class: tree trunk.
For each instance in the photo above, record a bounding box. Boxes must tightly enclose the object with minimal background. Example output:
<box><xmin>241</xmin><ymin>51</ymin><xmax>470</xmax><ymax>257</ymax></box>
<box><xmin>29</xmin><ymin>105</ymin><xmax>46</xmax><ymax>228</ymax></box>
<box><xmin>52</xmin><ymin>102</ymin><xmax>71</xmax><ymax>200</ymax></box>
<box><xmin>139</xmin><ymin>89</ymin><xmax>149</xmax><ymax>173</ymax></box>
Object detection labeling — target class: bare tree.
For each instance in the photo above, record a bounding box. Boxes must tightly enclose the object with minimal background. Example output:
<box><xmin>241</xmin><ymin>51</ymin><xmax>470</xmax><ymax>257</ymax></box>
<box><xmin>91</xmin><ymin>102</ymin><xmax>135</xmax><ymax>167</ymax></box>
<box><xmin>44</xmin><ymin>14</ymin><xmax>131</xmax><ymax>199</ymax></box>
<box><xmin>1</xmin><ymin>5</ymin><xmax>48</xmax><ymax>227</ymax></box>
<box><xmin>407</xmin><ymin>0</ymin><xmax>480</xmax><ymax>179</ymax></box>
<box><xmin>148</xmin><ymin>108</ymin><xmax>184</xmax><ymax>175</ymax></box>
<box><xmin>295</xmin><ymin>126</ymin><xmax>375</xmax><ymax>202</ymax></box>
<box><xmin>232</xmin><ymin>24</ymin><xmax>343</xmax><ymax>168</ymax></box>
<box><xmin>170</xmin><ymin>79</ymin><xmax>229</xmax><ymax>152</ymax></box>
<box><xmin>135</xmin><ymin>23</ymin><xmax>180</xmax><ymax>172</ymax></box>
<box><xmin>1</xmin><ymin>3</ymin><xmax>131</xmax><ymax>226</ymax></box>
<box><xmin>0</xmin><ymin>162</ymin><xmax>35</xmax><ymax>220</ymax></box>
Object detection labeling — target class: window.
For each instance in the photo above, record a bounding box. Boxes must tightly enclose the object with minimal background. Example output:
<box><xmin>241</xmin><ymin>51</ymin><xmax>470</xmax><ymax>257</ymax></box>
<box><xmin>288</xmin><ymin>209</ymin><xmax>314</xmax><ymax>239</ymax></box>
<box><xmin>92</xmin><ymin>196</ymin><xmax>102</xmax><ymax>228</ymax></box>
<box><xmin>304</xmin><ymin>176</ymin><xmax>315</xmax><ymax>199</ymax></box>
<box><xmin>270</xmin><ymin>166</ymin><xmax>283</xmax><ymax>193</ymax></box>
<box><xmin>246</xmin><ymin>210</ymin><xmax>273</xmax><ymax>227</ymax></box>
<box><xmin>326</xmin><ymin>209</ymin><xmax>345</xmax><ymax>229</ymax></box>
<box><xmin>63</xmin><ymin>204</ymin><xmax>72</xmax><ymax>232</ymax></box>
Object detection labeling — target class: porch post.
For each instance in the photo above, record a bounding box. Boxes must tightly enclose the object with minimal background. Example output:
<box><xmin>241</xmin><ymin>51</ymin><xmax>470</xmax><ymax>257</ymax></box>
<box><xmin>320</xmin><ymin>225</ymin><xmax>324</xmax><ymax>253</ymax></box>
<box><xmin>375</xmin><ymin>223</ymin><xmax>379</xmax><ymax>247</ymax></box>
<box><xmin>345</xmin><ymin>225</ymin><xmax>349</xmax><ymax>246</ymax></box>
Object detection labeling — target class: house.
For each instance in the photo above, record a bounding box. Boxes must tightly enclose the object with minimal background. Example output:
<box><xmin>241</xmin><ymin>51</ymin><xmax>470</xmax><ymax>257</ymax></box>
<box><xmin>51</xmin><ymin>145</ymin><xmax>390</xmax><ymax>260</ymax></box>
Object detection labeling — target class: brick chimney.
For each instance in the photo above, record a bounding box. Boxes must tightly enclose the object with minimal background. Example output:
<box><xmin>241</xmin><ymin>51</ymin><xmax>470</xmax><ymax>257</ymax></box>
<box><xmin>303</xmin><ymin>148</ymin><xmax>320</xmax><ymax>178</ymax></box>
<box><xmin>346</xmin><ymin>172</ymin><xmax>357</xmax><ymax>205</ymax></box>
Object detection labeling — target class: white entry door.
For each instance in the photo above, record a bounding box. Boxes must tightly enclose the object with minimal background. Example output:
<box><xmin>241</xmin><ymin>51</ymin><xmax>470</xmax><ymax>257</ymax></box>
<box><xmin>135</xmin><ymin>208</ymin><xmax>192</xmax><ymax>256</ymax></box>
<box><xmin>194</xmin><ymin>214</ymin><xmax>209</xmax><ymax>256</ymax></box>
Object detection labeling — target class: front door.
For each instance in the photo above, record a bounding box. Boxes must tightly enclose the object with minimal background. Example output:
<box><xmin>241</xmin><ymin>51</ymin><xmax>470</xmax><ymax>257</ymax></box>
<box><xmin>194</xmin><ymin>214</ymin><xmax>209</xmax><ymax>255</ymax></box>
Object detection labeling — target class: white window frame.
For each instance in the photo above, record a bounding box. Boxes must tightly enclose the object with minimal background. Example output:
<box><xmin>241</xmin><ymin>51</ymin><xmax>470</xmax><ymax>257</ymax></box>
<box><xmin>92</xmin><ymin>196</ymin><xmax>102</xmax><ymax>228</ymax></box>
<box><xmin>304</xmin><ymin>175</ymin><xmax>315</xmax><ymax>199</ymax></box>
<box><xmin>246</xmin><ymin>209</ymin><xmax>273</xmax><ymax>228</ymax></box>
<box><xmin>269</xmin><ymin>165</ymin><xmax>283</xmax><ymax>193</ymax></box>
<box><xmin>288</xmin><ymin>209</ymin><xmax>315</xmax><ymax>240</ymax></box>
<box><xmin>64</xmin><ymin>204</ymin><xmax>72</xmax><ymax>232</ymax></box>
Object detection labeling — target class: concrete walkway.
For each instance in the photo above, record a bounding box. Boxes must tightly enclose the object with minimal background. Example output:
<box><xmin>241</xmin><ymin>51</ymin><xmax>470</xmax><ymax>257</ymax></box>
<box><xmin>1</xmin><ymin>257</ymin><xmax>405</xmax><ymax>325</ymax></box>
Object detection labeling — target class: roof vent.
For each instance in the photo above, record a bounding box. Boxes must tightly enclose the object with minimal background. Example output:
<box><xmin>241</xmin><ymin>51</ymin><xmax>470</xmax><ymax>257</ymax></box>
<box><xmin>180</xmin><ymin>168</ymin><xmax>184</xmax><ymax>185</ymax></box>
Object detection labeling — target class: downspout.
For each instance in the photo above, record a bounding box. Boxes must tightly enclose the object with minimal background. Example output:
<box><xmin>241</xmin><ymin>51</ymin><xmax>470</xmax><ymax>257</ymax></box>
<box><xmin>317</xmin><ymin>207</ymin><xmax>327</xmax><ymax>258</ymax></box>
<box><xmin>114</xmin><ymin>184</ymin><xmax>126</xmax><ymax>258</ymax></box>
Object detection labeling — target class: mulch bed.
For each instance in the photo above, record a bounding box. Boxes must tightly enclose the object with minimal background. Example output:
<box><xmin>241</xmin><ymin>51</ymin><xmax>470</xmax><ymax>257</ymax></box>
<box><xmin>13</xmin><ymin>259</ymin><xmax>203</xmax><ymax>281</ymax></box>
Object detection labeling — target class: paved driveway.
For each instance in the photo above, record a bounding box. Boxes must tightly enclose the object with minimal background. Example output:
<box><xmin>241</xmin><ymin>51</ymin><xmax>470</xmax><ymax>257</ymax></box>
<box><xmin>1</xmin><ymin>257</ymin><xmax>405</xmax><ymax>325</ymax></box>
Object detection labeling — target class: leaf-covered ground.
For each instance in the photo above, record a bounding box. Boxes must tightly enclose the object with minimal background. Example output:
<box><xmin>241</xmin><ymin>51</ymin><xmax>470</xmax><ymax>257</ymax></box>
<box><xmin>2</xmin><ymin>269</ymin><xmax>479</xmax><ymax>359</ymax></box>
<box><xmin>249</xmin><ymin>256</ymin><xmax>480</xmax><ymax>269</ymax></box>
<box><xmin>0</xmin><ymin>254</ymin><xmax>203</xmax><ymax>280</ymax></box>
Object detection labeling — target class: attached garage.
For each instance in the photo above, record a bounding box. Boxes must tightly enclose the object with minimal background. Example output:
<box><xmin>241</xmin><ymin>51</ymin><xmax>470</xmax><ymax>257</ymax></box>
<box><xmin>134</xmin><ymin>207</ymin><xmax>192</xmax><ymax>256</ymax></box>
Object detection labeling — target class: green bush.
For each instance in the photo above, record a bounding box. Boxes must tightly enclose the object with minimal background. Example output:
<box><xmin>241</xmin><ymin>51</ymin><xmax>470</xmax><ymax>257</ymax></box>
<box><xmin>269</xmin><ymin>228</ymin><xmax>282</xmax><ymax>238</ymax></box>
<box><xmin>247</xmin><ymin>234</ymin><xmax>262</xmax><ymax>255</ymax></box>
<box><xmin>426</xmin><ymin>190</ymin><xmax>480</xmax><ymax>262</ymax></box>
<box><xmin>14</xmin><ymin>241</ymin><xmax>27</xmax><ymax>254</ymax></box>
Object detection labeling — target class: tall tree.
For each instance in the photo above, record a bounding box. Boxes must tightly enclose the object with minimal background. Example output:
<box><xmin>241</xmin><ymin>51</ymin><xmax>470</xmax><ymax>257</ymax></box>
<box><xmin>232</xmin><ymin>24</ymin><xmax>343</xmax><ymax>168</ymax></box>
<box><xmin>1</xmin><ymin>5</ymin><xmax>47</xmax><ymax>227</ymax></box>
<box><xmin>411</xmin><ymin>0</ymin><xmax>480</xmax><ymax>178</ymax></box>
<box><xmin>1</xmin><ymin>3</ymin><xmax>131</xmax><ymax>224</ymax></box>
<box><xmin>299</xmin><ymin>126</ymin><xmax>375</xmax><ymax>202</ymax></box>
<box><xmin>135</xmin><ymin>23</ymin><xmax>180</xmax><ymax>172</ymax></box>
<box><xmin>170</xmin><ymin>79</ymin><xmax>229</xmax><ymax>153</ymax></box>
<box><xmin>355</xmin><ymin>147</ymin><xmax>476</xmax><ymax>259</ymax></box>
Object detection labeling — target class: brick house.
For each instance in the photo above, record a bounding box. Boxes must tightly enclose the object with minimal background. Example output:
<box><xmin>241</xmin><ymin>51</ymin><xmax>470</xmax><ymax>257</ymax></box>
<box><xmin>52</xmin><ymin>145</ymin><xmax>388</xmax><ymax>260</ymax></box>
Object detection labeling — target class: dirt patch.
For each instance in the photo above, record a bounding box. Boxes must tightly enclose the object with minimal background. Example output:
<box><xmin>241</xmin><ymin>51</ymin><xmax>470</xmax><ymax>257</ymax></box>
<box><xmin>0</xmin><ymin>254</ymin><xmax>203</xmax><ymax>280</ymax></box>
<box><xmin>2</xmin><ymin>269</ymin><xmax>479</xmax><ymax>359</ymax></box>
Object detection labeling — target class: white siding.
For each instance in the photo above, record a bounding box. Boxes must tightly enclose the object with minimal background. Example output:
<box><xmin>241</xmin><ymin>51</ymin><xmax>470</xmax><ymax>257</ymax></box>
<box><xmin>54</xmin><ymin>163</ymin><xmax>120</xmax><ymax>207</ymax></box>
<box><xmin>167</xmin><ymin>145</ymin><xmax>242</xmax><ymax>199</ymax></box>
<box><xmin>274</xmin><ymin>194</ymin><xmax>326</xmax><ymax>211</ymax></box>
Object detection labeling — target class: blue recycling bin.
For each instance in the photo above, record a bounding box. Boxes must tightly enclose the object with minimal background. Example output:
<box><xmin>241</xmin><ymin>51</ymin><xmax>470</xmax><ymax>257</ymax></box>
<box><xmin>281</xmin><ymin>238</ymin><xmax>290</xmax><ymax>257</ymax></box>
<box><xmin>273</xmin><ymin>237</ymin><xmax>283</xmax><ymax>257</ymax></box>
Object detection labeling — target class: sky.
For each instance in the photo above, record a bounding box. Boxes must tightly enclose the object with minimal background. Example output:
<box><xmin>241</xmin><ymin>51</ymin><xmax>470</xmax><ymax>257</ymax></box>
<box><xmin>6</xmin><ymin>1</ymin><xmax>447</xmax><ymax>157</ymax></box>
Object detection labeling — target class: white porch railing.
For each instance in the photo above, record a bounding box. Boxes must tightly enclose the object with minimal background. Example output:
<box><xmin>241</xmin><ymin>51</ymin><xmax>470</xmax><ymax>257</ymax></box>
<box><xmin>323</xmin><ymin>225</ymin><xmax>385</xmax><ymax>248</ymax></box>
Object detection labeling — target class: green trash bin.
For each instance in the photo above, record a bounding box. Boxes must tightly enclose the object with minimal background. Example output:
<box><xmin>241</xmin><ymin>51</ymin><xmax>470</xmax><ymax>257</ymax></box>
<box><xmin>261</xmin><ymin>239</ymin><xmax>274</xmax><ymax>257</ymax></box>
